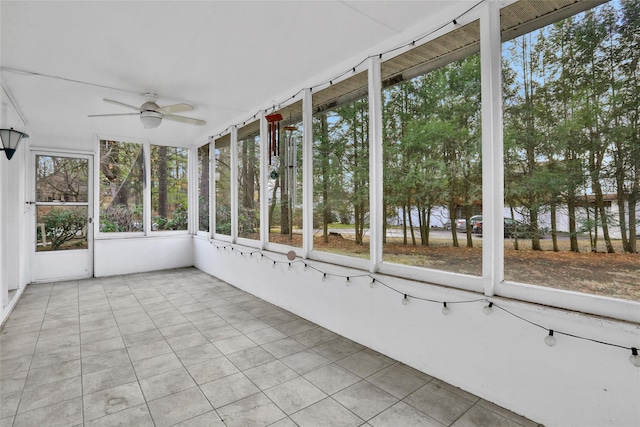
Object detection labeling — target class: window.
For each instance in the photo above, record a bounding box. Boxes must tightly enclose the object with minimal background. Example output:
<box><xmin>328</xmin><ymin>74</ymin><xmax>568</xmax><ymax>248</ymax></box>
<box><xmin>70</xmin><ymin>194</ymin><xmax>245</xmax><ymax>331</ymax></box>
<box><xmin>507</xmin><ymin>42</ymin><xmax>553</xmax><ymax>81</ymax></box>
<box><xmin>198</xmin><ymin>144</ymin><xmax>210</xmax><ymax>233</ymax></box>
<box><xmin>36</xmin><ymin>154</ymin><xmax>89</xmax><ymax>251</ymax></box>
<box><xmin>267</xmin><ymin>101</ymin><xmax>303</xmax><ymax>247</ymax></box>
<box><xmin>501</xmin><ymin>0</ymin><xmax>639</xmax><ymax>301</ymax></box>
<box><xmin>150</xmin><ymin>145</ymin><xmax>188</xmax><ymax>231</ymax></box>
<box><xmin>99</xmin><ymin>140</ymin><xmax>144</xmax><ymax>233</ymax></box>
<box><xmin>215</xmin><ymin>135</ymin><xmax>232</xmax><ymax>236</ymax></box>
<box><xmin>237</xmin><ymin>123</ymin><xmax>260</xmax><ymax>240</ymax></box>
<box><xmin>380</xmin><ymin>21</ymin><xmax>482</xmax><ymax>275</ymax></box>
<box><xmin>312</xmin><ymin>72</ymin><xmax>370</xmax><ymax>259</ymax></box>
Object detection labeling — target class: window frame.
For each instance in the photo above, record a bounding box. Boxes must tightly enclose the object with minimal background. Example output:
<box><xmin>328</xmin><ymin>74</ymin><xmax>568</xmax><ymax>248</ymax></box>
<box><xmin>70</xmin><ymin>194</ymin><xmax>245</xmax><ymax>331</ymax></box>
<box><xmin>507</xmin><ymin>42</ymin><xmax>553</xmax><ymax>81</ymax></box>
<box><xmin>212</xmin><ymin>133</ymin><xmax>233</xmax><ymax>243</ymax></box>
<box><xmin>236</xmin><ymin>120</ymin><xmax>262</xmax><ymax>247</ymax></box>
<box><xmin>95</xmin><ymin>137</ymin><xmax>190</xmax><ymax>240</ymax></box>
<box><xmin>95</xmin><ymin>137</ymin><xmax>147</xmax><ymax>239</ymax></box>
<box><xmin>196</xmin><ymin>141</ymin><xmax>212</xmax><ymax>238</ymax></box>
<box><xmin>204</xmin><ymin>0</ymin><xmax>639</xmax><ymax>323</ymax></box>
<box><xmin>148</xmin><ymin>143</ymin><xmax>190</xmax><ymax>235</ymax></box>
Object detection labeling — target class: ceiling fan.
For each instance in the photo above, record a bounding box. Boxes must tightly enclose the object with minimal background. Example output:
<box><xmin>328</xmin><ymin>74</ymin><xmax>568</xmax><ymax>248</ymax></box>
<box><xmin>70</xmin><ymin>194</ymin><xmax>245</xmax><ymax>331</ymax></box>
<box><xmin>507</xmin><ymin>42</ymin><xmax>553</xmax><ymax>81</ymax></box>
<box><xmin>89</xmin><ymin>97</ymin><xmax>206</xmax><ymax>129</ymax></box>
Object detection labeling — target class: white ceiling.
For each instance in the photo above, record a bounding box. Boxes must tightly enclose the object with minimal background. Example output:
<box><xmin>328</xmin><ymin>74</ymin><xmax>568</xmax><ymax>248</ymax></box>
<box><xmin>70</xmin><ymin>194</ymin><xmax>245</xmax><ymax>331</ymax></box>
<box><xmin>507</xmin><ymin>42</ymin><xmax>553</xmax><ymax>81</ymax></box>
<box><xmin>1</xmin><ymin>1</ymin><xmax>463</xmax><ymax>147</ymax></box>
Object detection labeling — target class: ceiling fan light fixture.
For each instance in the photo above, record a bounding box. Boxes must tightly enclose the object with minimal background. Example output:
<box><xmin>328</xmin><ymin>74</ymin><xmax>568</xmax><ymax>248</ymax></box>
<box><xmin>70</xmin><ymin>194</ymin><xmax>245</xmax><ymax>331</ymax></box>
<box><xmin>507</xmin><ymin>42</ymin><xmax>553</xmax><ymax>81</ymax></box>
<box><xmin>140</xmin><ymin>111</ymin><xmax>162</xmax><ymax>129</ymax></box>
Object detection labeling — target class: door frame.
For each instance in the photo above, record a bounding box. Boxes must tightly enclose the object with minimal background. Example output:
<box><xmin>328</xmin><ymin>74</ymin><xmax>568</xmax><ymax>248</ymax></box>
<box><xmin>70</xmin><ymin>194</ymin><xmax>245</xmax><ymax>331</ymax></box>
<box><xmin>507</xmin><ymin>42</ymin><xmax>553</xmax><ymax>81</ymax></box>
<box><xmin>29</xmin><ymin>149</ymin><xmax>94</xmax><ymax>282</ymax></box>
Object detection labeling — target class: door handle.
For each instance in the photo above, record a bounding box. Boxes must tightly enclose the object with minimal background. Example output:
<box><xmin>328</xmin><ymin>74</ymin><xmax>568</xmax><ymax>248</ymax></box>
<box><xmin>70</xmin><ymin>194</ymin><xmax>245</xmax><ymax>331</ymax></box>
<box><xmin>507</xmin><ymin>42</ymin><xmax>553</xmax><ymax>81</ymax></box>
<box><xmin>26</xmin><ymin>201</ymin><xmax>36</xmax><ymax>205</ymax></box>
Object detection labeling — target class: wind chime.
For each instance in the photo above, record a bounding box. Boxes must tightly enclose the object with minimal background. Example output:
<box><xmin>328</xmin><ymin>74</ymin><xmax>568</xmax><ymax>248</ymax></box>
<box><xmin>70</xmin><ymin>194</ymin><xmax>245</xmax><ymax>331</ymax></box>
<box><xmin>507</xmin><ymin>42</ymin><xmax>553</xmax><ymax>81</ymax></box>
<box><xmin>265</xmin><ymin>112</ymin><xmax>283</xmax><ymax>166</ymax></box>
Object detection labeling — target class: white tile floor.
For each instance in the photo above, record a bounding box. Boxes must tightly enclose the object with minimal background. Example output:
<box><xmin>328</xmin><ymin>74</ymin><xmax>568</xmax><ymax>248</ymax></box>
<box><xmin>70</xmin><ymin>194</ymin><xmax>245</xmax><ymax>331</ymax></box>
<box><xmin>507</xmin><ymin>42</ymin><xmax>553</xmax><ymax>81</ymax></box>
<box><xmin>0</xmin><ymin>268</ymin><xmax>542</xmax><ymax>427</ymax></box>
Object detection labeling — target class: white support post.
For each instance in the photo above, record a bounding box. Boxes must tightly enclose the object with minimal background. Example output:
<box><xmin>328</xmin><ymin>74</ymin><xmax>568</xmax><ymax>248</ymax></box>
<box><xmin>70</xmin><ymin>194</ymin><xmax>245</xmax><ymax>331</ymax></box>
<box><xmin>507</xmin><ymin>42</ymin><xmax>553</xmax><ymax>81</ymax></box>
<box><xmin>302</xmin><ymin>89</ymin><xmax>314</xmax><ymax>258</ymax></box>
<box><xmin>368</xmin><ymin>57</ymin><xmax>383</xmax><ymax>272</ymax></box>
<box><xmin>143</xmin><ymin>141</ymin><xmax>152</xmax><ymax>235</ymax></box>
<box><xmin>0</xmin><ymin>149</ymin><xmax>6</xmax><ymax>309</ymax></box>
<box><xmin>480</xmin><ymin>0</ymin><xmax>504</xmax><ymax>296</ymax></box>
<box><xmin>230</xmin><ymin>126</ymin><xmax>238</xmax><ymax>243</ymax></box>
<box><xmin>259</xmin><ymin>112</ymin><xmax>269</xmax><ymax>248</ymax></box>
<box><xmin>209</xmin><ymin>138</ymin><xmax>214</xmax><ymax>239</ymax></box>
<box><xmin>188</xmin><ymin>146</ymin><xmax>197</xmax><ymax>235</ymax></box>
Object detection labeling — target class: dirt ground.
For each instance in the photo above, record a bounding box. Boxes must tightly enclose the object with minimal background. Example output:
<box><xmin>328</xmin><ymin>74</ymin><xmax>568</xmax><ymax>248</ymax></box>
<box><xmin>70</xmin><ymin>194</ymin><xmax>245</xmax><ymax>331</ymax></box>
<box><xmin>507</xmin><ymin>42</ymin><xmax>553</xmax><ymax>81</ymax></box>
<box><xmin>298</xmin><ymin>235</ymin><xmax>640</xmax><ymax>302</ymax></box>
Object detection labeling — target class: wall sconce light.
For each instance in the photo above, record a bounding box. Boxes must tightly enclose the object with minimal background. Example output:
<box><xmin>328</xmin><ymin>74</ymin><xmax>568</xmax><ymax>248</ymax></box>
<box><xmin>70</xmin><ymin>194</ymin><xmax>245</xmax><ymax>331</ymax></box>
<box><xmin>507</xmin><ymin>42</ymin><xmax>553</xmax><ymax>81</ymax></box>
<box><xmin>0</xmin><ymin>128</ymin><xmax>29</xmax><ymax>160</ymax></box>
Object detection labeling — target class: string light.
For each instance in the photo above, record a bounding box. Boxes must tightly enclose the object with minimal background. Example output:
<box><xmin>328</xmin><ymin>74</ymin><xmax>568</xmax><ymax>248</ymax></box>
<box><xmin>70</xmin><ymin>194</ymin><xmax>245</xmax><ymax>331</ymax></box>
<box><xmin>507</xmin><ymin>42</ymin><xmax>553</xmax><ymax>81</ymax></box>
<box><xmin>630</xmin><ymin>348</ymin><xmax>640</xmax><ymax>367</ymax></box>
<box><xmin>483</xmin><ymin>302</ymin><xmax>494</xmax><ymax>315</ymax></box>
<box><xmin>442</xmin><ymin>302</ymin><xmax>450</xmax><ymax>315</ymax></box>
<box><xmin>209</xmin><ymin>241</ymin><xmax>638</xmax><ymax>366</ymax></box>
<box><xmin>208</xmin><ymin>1</ymin><xmax>483</xmax><ymax>143</ymax></box>
<box><xmin>545</xmin><ymin>330</ymin><xmax>557</xmax><ymax>347</ymax></box>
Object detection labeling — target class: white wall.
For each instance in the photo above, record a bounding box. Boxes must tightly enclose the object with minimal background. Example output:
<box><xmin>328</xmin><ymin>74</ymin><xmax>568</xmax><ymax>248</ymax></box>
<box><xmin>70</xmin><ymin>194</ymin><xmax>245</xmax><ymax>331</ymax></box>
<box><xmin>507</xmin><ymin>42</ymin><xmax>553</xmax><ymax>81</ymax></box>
<box><xmin>94</xmin><ymin>235</ymin><xmax>193</xmax><ymax>277</ymax></box>
<box><xmin>0</xmin><ymin>132</ymin><xmax>30</xmax><ymax>324</ymax></box>
<box><xmin>194</xmin><ymin>237</ymin><xmax>640</xmax><ymax>427</ymax></box>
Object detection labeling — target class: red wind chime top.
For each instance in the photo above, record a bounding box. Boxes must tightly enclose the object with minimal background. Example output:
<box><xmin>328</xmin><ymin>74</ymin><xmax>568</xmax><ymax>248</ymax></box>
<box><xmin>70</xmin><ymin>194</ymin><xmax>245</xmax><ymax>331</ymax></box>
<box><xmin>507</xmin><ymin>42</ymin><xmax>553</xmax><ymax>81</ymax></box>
<box><xmin>265</xmin><ymin>113</ymin><xmax>283</xmax><ymax>165</ymax></box>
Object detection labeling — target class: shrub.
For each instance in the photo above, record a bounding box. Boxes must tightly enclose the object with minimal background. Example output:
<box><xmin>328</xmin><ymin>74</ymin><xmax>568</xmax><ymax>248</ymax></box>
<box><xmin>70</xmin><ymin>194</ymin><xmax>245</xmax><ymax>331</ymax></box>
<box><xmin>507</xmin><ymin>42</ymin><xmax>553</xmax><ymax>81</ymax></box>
<box><xmin>42</xmin><ymin>209</ymin><xmax>86</xmax><ymax>249</ymax></box>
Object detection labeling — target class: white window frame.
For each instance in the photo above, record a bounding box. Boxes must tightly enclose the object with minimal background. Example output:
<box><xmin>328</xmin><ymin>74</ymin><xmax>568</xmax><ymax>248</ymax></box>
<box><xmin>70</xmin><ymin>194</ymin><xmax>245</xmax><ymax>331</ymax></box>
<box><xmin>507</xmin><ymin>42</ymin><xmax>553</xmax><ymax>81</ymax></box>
<box><xmin>205</xmin><ymin>0</ymin><xmax>640</xmax><ymax>324</ymax></box>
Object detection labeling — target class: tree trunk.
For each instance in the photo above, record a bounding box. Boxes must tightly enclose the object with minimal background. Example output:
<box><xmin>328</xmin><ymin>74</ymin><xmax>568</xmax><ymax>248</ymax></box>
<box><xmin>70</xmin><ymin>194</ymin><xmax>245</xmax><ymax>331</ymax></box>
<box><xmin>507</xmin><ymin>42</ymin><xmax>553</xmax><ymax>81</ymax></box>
<box><xmin>408</xmin><ymin>196</ymin><xmax>416</xmax><ymax>246</ymax></box>
<box><xmin>320</xmin><ymin>114</ymin><xmax>330</xmax><ymax>243</ymax></box>
<box><xmin>550</xmin><ymin>197</ymin><xmax>559</xmax><ymax>252</ymax></box>
<box><xmin>280</xmin><ymin>135</ymin><xmax>290</xmax><ymax>235</ymax></box>
<box><xmin>158</xmin><ymin>146</ymin><xmax>168</xmax><ymax>219</ymax></box>
<box><xmin>402</xmin><ymin>205</ymin><xmax>408</xmax><ymax>245</ymax></box>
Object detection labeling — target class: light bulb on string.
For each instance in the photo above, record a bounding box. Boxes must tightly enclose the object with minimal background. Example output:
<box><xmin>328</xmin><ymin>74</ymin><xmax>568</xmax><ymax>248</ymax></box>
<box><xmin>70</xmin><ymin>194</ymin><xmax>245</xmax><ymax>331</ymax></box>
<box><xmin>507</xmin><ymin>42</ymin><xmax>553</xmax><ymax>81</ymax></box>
<box><xmin>630</xmin><ymin>348</ymin><xmax>640</xmax><ymax>367</ymax></box>
<box><xmin>345</xmin><ymin>277</ymin><xmax>351</xmax><ymax>286</ymax></box>
<box><xmin>369</xmin><ymin>278</ymin><xmax>376</xmax><ymax>288</ymax></box>
<box><xmin>442</xmin><ymin>302</ymin><xmax>450</xmax><ymax>315</ymax></box>
<box><xmin>272</xmin><ymin>261</ymin><xmax>277</xmax><ymax>269</ymax></box>
<box><xmin>483</xmin><ymin>302</ymin><xmax>493</xmax><ymax>315</ymax></box>
<box><xmin>545</xmin><ymin>330</ymin><xmax>556</xmax><ymax>347</ymax></box>
<box><xmin>321</xmin><ymin>273</ymin><xmax>327</xmax><ymax>282</ymax></box>
<box><xmin>402</xmin><ymin>294</ymin><xmax>409</xmax><ymax>306</ymax></box>
<box><xmin>288</xmin><ymin>263</ymin><xmax>292</xmax><ymax>271</ymax></box>
<box><xmin>303</xmin><ymin>264</ymin><xmax>309</xmax><ymax>272</ymax></box>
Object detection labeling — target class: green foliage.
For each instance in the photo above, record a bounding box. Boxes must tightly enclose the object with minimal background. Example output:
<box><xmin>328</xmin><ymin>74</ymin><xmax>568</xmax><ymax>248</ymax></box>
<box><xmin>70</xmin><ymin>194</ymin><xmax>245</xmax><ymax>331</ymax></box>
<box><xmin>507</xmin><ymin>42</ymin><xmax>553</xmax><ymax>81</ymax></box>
<box><xmin>215</xmin><ymin>204</ymin><xmax>231</xmax><ymax>235</ymax></box>
<box><xmin>154</xmin><ymin>204</ymin><xmax>188</xmax><ymax>231</ymax></box>
<box><xmin>42</xmin><ymin>209</ymin><xmax>86</xmax><ymax>250</ymax></box>
<box><xmin>199</xmin><ymin>196</ymin><xmax>209</xmax><ymax>232</ymax></box>
<box><xmin>101</xmin><ymin>204</ymin><xmax>142</xmax><ymax>232</ymax></box>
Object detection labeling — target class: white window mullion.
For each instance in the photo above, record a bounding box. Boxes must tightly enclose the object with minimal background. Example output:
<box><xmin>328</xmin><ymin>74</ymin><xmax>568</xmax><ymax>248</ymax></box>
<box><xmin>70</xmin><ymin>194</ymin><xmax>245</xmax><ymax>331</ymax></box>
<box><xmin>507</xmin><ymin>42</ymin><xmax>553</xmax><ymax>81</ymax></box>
<box><xmin>368</xmin><ymin>57</ymin><xmax>383</xmax><ymax>272</ymax></box>
<box><xmin>302</xmin><ymin>88</ymin><xmax>313</xmax><ymax>258</ymax></box>
<box><xmin>209</xmin><ymin>138</ymin><xmax>214</xmax><ymax>239</ymax></box>
<box><xmin>480</xmin><ymin>0</ymin><xmax>504</xmax><ymax>296</ymax></box>
<box><xmin>230</xmin><ymin>127</ymin><xmax>238</xmax><ymax>242</ymax></box>
<box><xmin>144</xmin><ymin>141</ymin><xmax>152</xmax><ymax>235</ymax></box>
<box><xmin>188</xmin><ymin>146</ymin><xmax>197</xmax><ymax>235</ymax></box>
<box><xmin>259</xmin><ymin>112</ymin><xmax>269</xmax><ymax>248</ymax></box>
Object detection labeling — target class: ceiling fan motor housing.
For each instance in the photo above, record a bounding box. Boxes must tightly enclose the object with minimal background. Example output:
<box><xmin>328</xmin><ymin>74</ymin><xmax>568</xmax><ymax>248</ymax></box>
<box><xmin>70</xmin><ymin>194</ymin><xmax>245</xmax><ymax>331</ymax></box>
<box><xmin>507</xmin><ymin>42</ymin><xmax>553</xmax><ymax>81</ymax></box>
<box><xmin>140</xmin><ymin>102</ymin><xmax>162</xmax><ymax>128</ymax></box>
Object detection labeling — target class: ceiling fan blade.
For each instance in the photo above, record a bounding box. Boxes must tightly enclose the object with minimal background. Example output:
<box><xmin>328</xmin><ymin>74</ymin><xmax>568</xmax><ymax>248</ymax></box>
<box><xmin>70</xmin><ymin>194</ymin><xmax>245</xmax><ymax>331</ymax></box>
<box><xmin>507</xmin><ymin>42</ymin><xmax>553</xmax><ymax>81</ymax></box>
<box><xmin>88</xmin><ymin>113</ymin><xmax>140</xmax><ymax>117</ymax></box>
<box><xmin>157</xmin><ymin>103</ymin><xmax>194</xmax><ymax>114</ymax></box>
<box><xmin>103</xmin><ymin>99</ymin><xmax>142</xmax><ymax>111</ymax></box>
<box><xmin>163</xmin><ymin>114</ymin><xmax>206</xmax><ymax>126</ymax></box>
